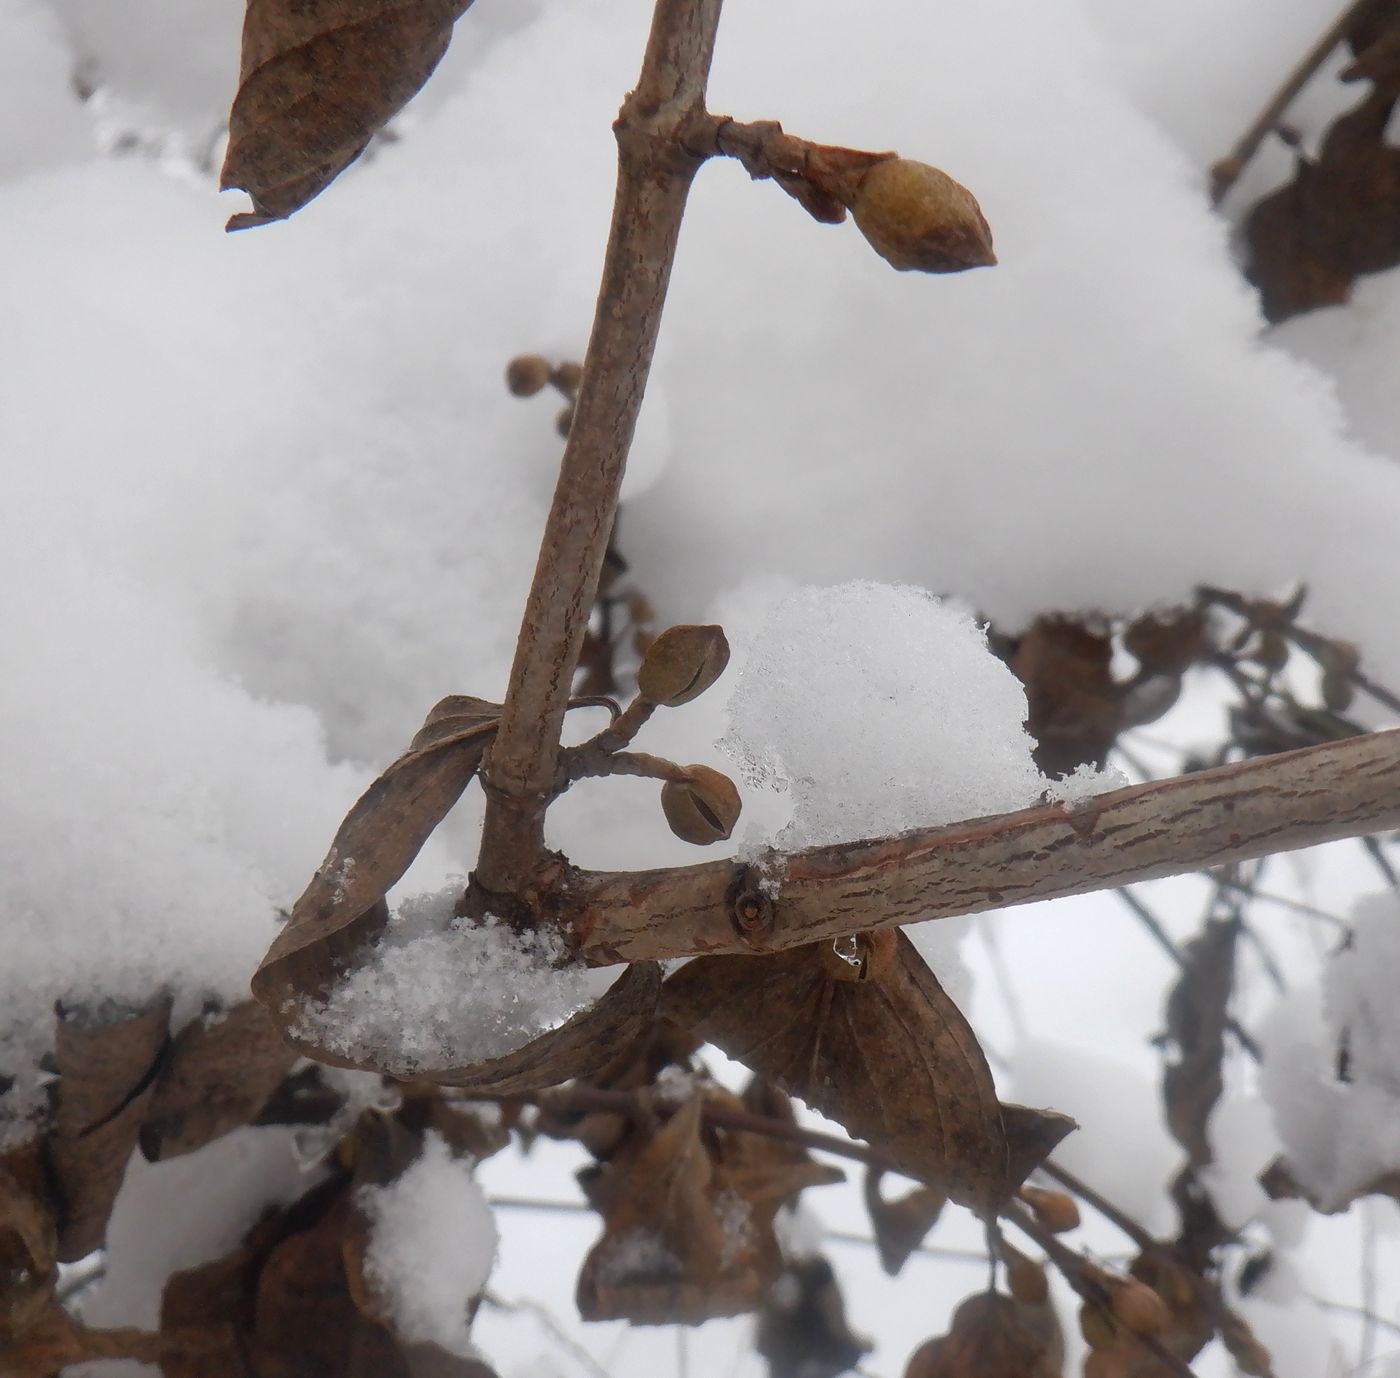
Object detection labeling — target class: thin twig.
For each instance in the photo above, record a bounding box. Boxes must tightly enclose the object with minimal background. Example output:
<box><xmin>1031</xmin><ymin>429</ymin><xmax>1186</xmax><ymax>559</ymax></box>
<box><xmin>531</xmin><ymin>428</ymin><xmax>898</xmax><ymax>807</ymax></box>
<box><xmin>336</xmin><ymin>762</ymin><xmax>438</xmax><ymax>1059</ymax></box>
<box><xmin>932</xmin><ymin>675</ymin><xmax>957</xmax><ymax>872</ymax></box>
<box><xmin>1210</xmin><ymin>0</ymin><xmax>1379</xmax><ymax>203</ymax></box>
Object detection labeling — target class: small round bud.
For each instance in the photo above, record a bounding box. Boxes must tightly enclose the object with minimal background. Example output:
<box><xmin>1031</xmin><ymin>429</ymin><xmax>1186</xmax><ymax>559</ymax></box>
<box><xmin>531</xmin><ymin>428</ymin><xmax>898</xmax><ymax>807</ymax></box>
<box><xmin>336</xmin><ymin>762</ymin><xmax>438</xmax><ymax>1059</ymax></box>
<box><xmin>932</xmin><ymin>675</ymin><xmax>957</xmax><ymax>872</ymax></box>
<box><xmin>555</xmin><ymin>404</ymin><xmax>575</xmax><ymax>438</ymax></box>
<box><xmin>637</xmin><ymin>624</ymin><xmax>731</xmax><ymax>707</ymax></box>
<box><xmin>1105</xmin><ymin>1275</ymin><xmax>1170</xmax><ymax>1336</ymax></box>
<box><xmin>551</xmin><ymin>360</ymin><xmax>584</xmax><ymax>394</ymax></box>
<box><xmin>661</xmin><ymin>765</ymin><xmax>741</xmax><ymax>845</ymax></box>
<box><xmin>849</xmin><ymin>158</ymin><xmax>996</xmax><ymax>274</ymax></box>
<box><xmin>505</xmin><ymin>354</ymin><xmax>551</xmax><ymax>397</ymax></box>
<box><xmin>1017</xmin><ymin>1184</ymin><xmax>1080</xmax><ymax>1233</ymax></box>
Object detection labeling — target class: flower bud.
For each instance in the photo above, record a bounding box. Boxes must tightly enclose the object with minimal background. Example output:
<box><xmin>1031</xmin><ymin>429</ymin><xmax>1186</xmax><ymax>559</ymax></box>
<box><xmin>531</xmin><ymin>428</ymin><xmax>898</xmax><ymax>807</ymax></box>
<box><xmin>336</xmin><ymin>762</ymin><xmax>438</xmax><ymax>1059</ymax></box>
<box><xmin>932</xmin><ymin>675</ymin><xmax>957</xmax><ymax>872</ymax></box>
<box><xmin>1017</xmin><ymin>1184</ymin><xmax>1080</xmax><ymax>1233</ymax></box>
<box><xmin>638</xmin><ymin>624</ymin><xmax>731</xmax><ymax>707</ymax></box>
<box><xmin>661</xmin><ymin>765</ymin><xmax>741</xmax><ymax>845</ymax></box>
<box><xmin>505</xmin><ymin>354</ymin><xmax>551</xmax><ymax>397</ymax></box>
<box><xmin>848</xmin><ymin>158</ymin><xmax>996</xmax><ymax>274</ymax></box>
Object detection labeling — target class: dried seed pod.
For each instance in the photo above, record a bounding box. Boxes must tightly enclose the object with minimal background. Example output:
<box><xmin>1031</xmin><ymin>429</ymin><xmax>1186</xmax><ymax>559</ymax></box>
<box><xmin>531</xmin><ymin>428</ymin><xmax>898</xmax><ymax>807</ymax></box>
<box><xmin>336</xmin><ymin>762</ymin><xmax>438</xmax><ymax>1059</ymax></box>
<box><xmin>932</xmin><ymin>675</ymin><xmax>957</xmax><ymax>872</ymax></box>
<box><xmin>1104</xmin><ymin>1275</ymin><xmax>1170</xmax><ymax>1336</ymax></box>
<box><xmin>551</xmin><ymin>360</ymin><xmax>584</xmax><ymax>394</ymax></box>
<box><xmin>555</xmin><ymin>404</ymin><xmax>575</xmax><ymax>438</ymax></box>
<box><xmin>505</xmin><ymin>354</ymin><xmax>551</xmax><ymax>397</ymax></box>
<box><xmin>637</xmin><ymin>624</ymin><xmax>731</xmax><ymax>707</ymax></box>
<box><xmin>1253</xmin><ymin>630</ymin><xmax>1289</xmax><ymax>672</ymax></box>
<box><xmin>660</xmin><ymin>765</ymin><xmax>741</xmax><ymax>845</ymax></box>
<box><xmin>848</xmin><ymin>158</ymin><xmax>996</xmax><ymax>274</ymax></box>
<box><xmin>1079</xmin><ymin>1302</ymin><xmax>1119</xmax><ymax>1351</ymax></box>
<box><xmin>1017</xmin><ymin>1184</ymin><xmax>1080</xmax><ymax>1233</ymax></box>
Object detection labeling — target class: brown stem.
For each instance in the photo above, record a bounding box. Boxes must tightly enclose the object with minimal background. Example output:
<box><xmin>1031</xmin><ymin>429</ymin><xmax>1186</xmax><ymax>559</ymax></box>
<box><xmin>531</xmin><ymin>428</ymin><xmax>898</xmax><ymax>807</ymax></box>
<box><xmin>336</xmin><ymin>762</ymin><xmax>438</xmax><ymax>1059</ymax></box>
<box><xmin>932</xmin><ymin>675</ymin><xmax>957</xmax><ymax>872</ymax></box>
<box><xmin>1210</xmin><ymin>0</ymin><xmax>1378</xmax><ymax>203</ymax></box>
<box><xmin>566</xmin><ymin>729</ymin><xmax>1400</xmax><ymax>963</ymax></box>
<box><xmin>476</xmin><ymin>0</ymin><xmax>725</xmax><ymax>894</ymax></box>
<box><xmin>568</xmin><ymin>749</ymin><xmax>690</xmax><ymax>784</ymax></box>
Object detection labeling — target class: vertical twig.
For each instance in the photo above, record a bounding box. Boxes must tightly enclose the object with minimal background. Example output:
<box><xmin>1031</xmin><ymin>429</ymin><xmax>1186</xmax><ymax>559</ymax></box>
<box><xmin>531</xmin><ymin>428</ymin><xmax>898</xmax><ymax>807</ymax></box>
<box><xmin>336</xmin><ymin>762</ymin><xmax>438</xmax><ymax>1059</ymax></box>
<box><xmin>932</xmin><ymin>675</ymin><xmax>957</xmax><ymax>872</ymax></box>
<box><xmin>476</xmin><ymin>0</ymin><xmax>726</xmax><ymax>897</ymax></box>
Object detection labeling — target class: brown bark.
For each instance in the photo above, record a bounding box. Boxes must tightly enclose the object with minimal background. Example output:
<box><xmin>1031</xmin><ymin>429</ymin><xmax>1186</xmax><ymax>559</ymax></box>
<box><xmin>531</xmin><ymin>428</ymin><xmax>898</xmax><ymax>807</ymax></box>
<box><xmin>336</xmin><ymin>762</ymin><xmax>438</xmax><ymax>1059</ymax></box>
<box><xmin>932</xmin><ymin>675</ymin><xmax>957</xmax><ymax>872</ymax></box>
<box><xmin>567</xmin><ymin>730</ymin><xmax>1400</xmax><ymax>964</ymax></box>
<box><xmin>475</xmin><ymin>0</ymin><xmax>725</xmax><ymax>895</ymax></box>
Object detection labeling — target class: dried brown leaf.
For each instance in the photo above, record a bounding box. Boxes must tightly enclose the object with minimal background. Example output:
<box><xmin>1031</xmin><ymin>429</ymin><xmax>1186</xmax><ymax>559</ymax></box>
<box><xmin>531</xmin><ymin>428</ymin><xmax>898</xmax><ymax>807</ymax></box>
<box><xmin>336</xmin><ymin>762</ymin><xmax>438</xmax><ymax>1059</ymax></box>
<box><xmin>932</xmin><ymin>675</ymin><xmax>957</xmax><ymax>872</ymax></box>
<box><xmin>1163</xmin><ymin>919</ymin><xmax>1237</xmax><ymax>1167</ymax></box>
<box><xmin>1245</xmin><ymin>89</ymin><xmax>1400</xmax><ymax>321</ymax></box>
<box><xmin>1011</xmin><ymin>618</ymin><xmax>1122</xmax><ymax>777</ymax></box>
<box><xmin>863</xmin><ymin>1166</ymin><xmax>945</xmax><ymax>1276</ymax></box>
<box><xmin>49</xmin><ymin>995</ymin><xmax>172</xmax><ymax>1260</ymax></box>
<box><xmin>0</xmin><ymin>1155</ymin><xmax>57</xmax><ymax>1342</ymax></box>
<box><xmin>576</xmin><ymin>1098</ymin><xmax>780</xmax><ymax>1324</ymax></box>
<box><xmin>141</xmin><ymin>1000</ymin><xmax>298</xmax><ymax>1162</ymax></box>
<box><xmin>755</xmin><ymin>1255</ymin><xmax>870</xmax><ymax>1378</ymax></box>
<box><xmin>222</xmin><ymin>0</ymin><xmax>476</xmax><ymax>226</ymax></box>
<box><xmin>904</xmin><ymin>1291</ymin><xmax>1059</xmax><ymax>1378</ymax></box>
<box><xmin>661</xmin><ymin>936</ymin><xmax>1074</xmax><ymax>1216</ymax></box>
<box><xmin>252</xmin><ymin>696</ymin><xmax>499</xmax><ymax>1026</ymax></box>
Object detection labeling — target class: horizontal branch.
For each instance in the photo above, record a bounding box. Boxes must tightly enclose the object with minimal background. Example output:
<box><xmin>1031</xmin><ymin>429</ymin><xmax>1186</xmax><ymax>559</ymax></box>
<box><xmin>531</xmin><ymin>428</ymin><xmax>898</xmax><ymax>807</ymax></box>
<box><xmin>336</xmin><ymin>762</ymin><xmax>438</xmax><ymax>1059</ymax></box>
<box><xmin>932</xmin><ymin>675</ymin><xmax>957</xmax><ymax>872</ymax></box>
<box><xmin>568</xmin><ymin>730</ymin><xmax>1400</xmax><ymax>964</ymax></box>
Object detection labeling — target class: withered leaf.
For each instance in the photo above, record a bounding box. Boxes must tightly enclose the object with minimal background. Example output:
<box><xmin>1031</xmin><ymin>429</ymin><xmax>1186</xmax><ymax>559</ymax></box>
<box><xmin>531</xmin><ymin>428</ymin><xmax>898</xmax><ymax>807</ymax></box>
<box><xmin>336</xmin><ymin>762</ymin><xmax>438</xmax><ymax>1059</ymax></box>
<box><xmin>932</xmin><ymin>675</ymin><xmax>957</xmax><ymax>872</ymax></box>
<box><xmin>1163</xmin><ymin>919</ymin><xmax>1237</xmax><ymax>1167</ymax></box>
<box><xmin>252</xmin><ymin>695</ymin><xmax>499</xmax><ymax>1026</ymax></box>
<box><xmin>755</xmin><ymin>1255</ymin><xmax>870</xmax><ymax>1378</ymax></box>
<box><xmin>576</xmin><ymin>1098</ymin><xmax>780</xmax><ymax>1324</ymax></box>
<box><xmin>1245</xmin><ymin>88</ymin><xmax>1400</xmax><ymax>321</ymax></box>
<box><xmin>863</xmin><ymin>1166</ymin><xmax>945</xmax><ymax>1276</ymax></box>
<box><xmin>0</xmin><ymin>1156</ymin><xmax>57</xmax><ymax>1342</ymax></box>
<box><xmin>1010</xmin><ymin>618</ymin><xmax>1122</xmax><ymax>777</ymax></box>
<box><xmin>709</xmin><ymin>1084</ymin><xmax>845</xmax><ymax>1222</ymax></box>
<box><xmin>49</xmin><ymin>994</ymin><xmax>172</xmax><ymax>1260</ymax></box>
<box><xmin>662</xmin><ymin>936</ymin><xmax>1073</xmax><ymax>1216</ymax></box>
<box><xmin>141</xmin><ymin>1000</ymin><xmax>298</xmax><ymax>1162</ymax></box>
<box><xmin>222</xmin><ymin>0</ymin><xmax>476</xmax><ymax>227</ymax></box>
<box><xmin>905</xmin><ymin>1291</ymin><xmax>1058</xmax><ymax>1378</ymax></box>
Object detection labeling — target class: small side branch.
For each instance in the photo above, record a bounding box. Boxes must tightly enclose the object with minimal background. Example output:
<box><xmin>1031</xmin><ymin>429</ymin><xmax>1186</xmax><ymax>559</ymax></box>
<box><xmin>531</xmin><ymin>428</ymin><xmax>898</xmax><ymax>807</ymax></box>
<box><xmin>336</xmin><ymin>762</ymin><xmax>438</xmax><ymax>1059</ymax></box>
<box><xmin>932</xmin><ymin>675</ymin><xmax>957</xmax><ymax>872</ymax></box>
<box><xmin>568</xmin><ymin>729</ymin><xmax>1400</xmax><ymax>963</ymax></box>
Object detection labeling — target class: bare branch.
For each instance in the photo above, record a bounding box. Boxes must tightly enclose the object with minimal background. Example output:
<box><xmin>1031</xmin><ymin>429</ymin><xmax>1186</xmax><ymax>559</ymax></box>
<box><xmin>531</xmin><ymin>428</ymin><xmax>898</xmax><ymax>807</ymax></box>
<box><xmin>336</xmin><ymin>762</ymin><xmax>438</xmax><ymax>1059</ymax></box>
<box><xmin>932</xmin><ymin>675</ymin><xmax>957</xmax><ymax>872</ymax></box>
<box><xmin>476</xmin><ymin>0</ymin><xmax>725</xmax><ymax>895</ymax></box>
<box><xmin>568</xmin><ymin>730</ymin><xmax>1400</xmax><ymax>963</ymax></box>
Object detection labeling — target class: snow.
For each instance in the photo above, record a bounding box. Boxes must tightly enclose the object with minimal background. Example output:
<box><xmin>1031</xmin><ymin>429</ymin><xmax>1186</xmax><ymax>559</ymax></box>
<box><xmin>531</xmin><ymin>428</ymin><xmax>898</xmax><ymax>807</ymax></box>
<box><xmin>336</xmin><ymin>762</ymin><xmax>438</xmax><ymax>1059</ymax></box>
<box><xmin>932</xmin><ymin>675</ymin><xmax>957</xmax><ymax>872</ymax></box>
<box><xmin>361</xmin><ymin>1131</ymin><xmax>498</xmax><ymax>1356</ymax></box>
<box><xmin>2</xmin><ymin>0</ymin><xmax>1400</xmax><ymax>1370</ymax></box>
<box><xmin>290</xmin><ymin>888</ymin><xmax>616</xmax><ymax>1076</ymax></box>
<box><xmin>719</xmin><ymin>583</ymin><xmax>1047</xmax><ymax>849</ymax></box>
<box><xmin>1261</xmin><ymin>894</ymin><xmax>1400</xmax><ymax>1211</ymax></box>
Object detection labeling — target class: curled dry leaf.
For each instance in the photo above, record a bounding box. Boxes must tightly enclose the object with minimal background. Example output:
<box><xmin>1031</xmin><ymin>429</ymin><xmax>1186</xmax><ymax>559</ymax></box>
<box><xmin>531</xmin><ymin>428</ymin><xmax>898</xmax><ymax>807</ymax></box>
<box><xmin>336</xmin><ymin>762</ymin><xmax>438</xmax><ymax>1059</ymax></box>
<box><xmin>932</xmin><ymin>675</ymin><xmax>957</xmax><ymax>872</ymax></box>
<box><xmin>1010</xmin><ymin>617</ymin><xmax>1122</xmax><ymax>777</ymax></box>
<box><xmin>140</xmin><ymin>1000</ymin><xmax>298</xmax><ymax>1162</ymax></box>
<box><xmin>222</xmin><ymin>0</ymin><xmax>476</xmax><ymax>227</ymax></box>
<box><xmin>49</xmin><ymin>995</ymin><xmax>172</xmax><ymax>1261</ymax></box>
<box><xmin>576</xmin><ymin>1098</ymin><xmax>781</xmax><ymax>1324</ymax></box>
<box><xmin>253</xmin><ymin>694</ymin><xmax>500</xmax><ymax>1020</ymax></box>
<box><xmin>0</xmin><ymin>1154</ymin><xmax>56</xmax><ymax>1342</ymax></box>
<box><xmin>1162</xmin><ymin>918</ymin><xmax>1238</xmax><ymax>1167</ymax></box>
<box><xmin>905</xmin><ymin>1291</ymin><xmax>1059</xmax><ymax>1378</ymax></box>
<box><xmin>755</xmin><ymin>1255</ymin><xmax>870</xmax><ymax>1378</ymax></box>
<box><xmin>863</xmin><ymin>1166</ymin><xmax>945</xmax><ymax>1276</ymax></box>
<box><xmin>661</xmin><ymin>934</ymin><xmax>1074</xmax><ymax>1216</ymax></box>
